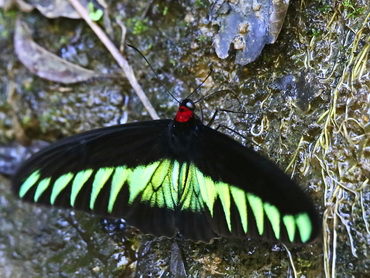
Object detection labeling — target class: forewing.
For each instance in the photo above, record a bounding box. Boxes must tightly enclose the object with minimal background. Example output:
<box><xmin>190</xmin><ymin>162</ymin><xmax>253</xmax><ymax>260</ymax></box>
<box><xmin>12</xmin><ymin>119</ymin><xmax>178</xmax><ymax>238</ymax></box>
<box><xmin>182</xmin><ymin>126</ymin><xmax>320</xmax><ymax>244</ymax></box>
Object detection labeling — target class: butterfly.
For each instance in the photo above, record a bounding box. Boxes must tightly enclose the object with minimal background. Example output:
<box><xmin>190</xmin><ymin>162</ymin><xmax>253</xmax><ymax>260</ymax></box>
<box><xmin>12</xmin><ymin>98</ymin><xmax>320</xmax><ymax>244</ymax></box>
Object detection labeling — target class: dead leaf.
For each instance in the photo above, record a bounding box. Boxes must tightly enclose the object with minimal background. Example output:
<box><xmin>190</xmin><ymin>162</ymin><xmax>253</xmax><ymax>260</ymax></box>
<box><xmin>14</xmin><ymin>20</ymin><xmax>98</xmax><ymax>84</ymax></box>
<box><xmin>29</xmin><ymin>0</ymin><xmax>89</xmax><ymax>19</ymax></box>
<box><xmin>0</xmin><ymin>0</ymin><xmax>34</xmax><ymax>12</ymax></box>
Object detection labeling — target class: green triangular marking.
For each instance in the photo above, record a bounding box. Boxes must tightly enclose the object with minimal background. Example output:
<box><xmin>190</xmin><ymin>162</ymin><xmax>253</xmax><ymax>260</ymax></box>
<box><xmin>34</xmin><ymin>177</ymin><xmax>51</xmax><ymax>202</ymax></box>
<box><xmin>50</xmin><ymin>173</ymin><xmax>74</xmax><ymax>204</ymax></box>
<box><xmin>217</xmin><ymin>183</ymin><xmax>232</xmax><ymax>232</ymax></box>
<box><xmin>151</xmin><ymin>159</ymin><xmax>171</xmax><ymax>190</ymax></box>
<box><xmin>247</xmin><ymin>194</ymin><xmax>264</xmax><ymax>235</ymax></box>
<box><xmin>139</xmin><ymin>186</ymin><xmax>151</xmax><ymax>204</ymax></box>
<box><xmin>163</xmin><ymin>180</ymin><xmax>173</xmax><ymax>208</ymax></box>
<box><xmin>189</xmin><ymin>174</ymin><xmax>204</xmax><ymax>212</ymax></box>
<box><xmin>283</xmin><ymin>215</ymin><xmax>296</xmax><ymax>242</ymax></box>
<box><xmin>162</xmin><ymin>175</ymin><xmax>175</xmax><ymax>209</ymax></box>
<box><xmin>230</xmin><ymin>187</ymin><xmax>248</xmax><ymax>234</ymax></box>
<box><xmin>178</xmin><ymin>163</ymin><xmax>201</xmax><ymax>212</ymax></box>
<box><xmin>70</xmin><ymin>169</ymin><xmax>93</xmax><ymax>207</ymax></box>
<box><xmin>142</xmin><ymin>159</ymin><xmax>173</xmax><ymax>208</ymax></box>
<box><xmin>170</xmin><ymin>160</ymin><xmax>180</xmax><ymax>202</ymax></box>
<box><xmin>205</xmin><ymin>177</ymin><xmax>218</xmax><ymax>215</ymax></box>
<box><xmin>264</xmin><ymin>203</ymin><xmax>281</xmax><ymax>240</ymax></box>
<box><xmin>178</xmin><ymin>162</ymin><xmax>188</xmax><ymax>194</ymax></box>
<box><xmin>154</xmin><ymin>185</ymin><xmax>166</xmax><ymax>208</ymax></box>
<box><xmin>190</xmin><ymin>166</ymin><xmax>204</xmax><ymax>212</ymax></box>
<box><xmin>197</xmin><ymin>171</ymin><xmax>217</xmax><ymax>215</ymax></box>
<box><xmin>90</xmin><ymin>167</ymin><xmax>114</xmax><ymax>210</ymax></box>
<box><xmin>19</xmin><ymin>171</ymin><xmax>40</xmax><ymax>198</ymax></box>
<box><xmin>296</xmin><ymin>213</ymin><xmax>312</xmax><ymax>243</ymax></box>
<box><xmin>150</xmin><ymin>160</ymin><xmax>176</xmax><ymax>209</ymax></box>
<box><xmin>128</xmin><ymin>161</ymin><xmax>160</xmax><ymax>204</ymax></box>
<box><xmin>179</xmin><ymin>163</ymin><xmax>192</xmax><ymax>209</ymax></box>
<box><xmin>141</xmin><ymin>177</ymin><xmax>163</xmax><ymax>208</ymax></box>
<box><xmin>108</xmin><ymin>166</ymin><xmax>131</xmax><ymax>213</ymax></box>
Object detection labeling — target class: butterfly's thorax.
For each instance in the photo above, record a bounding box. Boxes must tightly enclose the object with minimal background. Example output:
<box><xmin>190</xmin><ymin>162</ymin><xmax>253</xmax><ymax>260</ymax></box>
<box><xmin>167</xmin><ymin>116</ymin><xmax>203</xmax><ymax>162</ymax></box>
<box><xmin>162</xmin><ymin>100</ymin><xmax>202</xmax><ymax>162</ymax></box>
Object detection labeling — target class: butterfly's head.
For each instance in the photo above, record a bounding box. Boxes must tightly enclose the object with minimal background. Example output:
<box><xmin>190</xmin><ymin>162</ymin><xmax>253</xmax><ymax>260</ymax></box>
<box><xmin>175</xmin><ymin>99</ymin><xmax>196</xmax><ymax>123</ymax></box>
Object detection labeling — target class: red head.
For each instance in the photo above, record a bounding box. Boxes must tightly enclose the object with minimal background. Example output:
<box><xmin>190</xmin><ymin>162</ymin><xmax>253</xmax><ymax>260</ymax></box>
<box><xmin>175</xmin><ymin>99</ymin><xmax>195</xmax><ymax>123</ymax></box>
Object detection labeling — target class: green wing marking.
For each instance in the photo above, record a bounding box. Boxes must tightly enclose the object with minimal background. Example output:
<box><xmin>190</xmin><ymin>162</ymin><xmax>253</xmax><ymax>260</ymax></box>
<box><xmin>283</xmin><ymin>215</ymin><xmax>296</xmax><ymax>242</ymax></box>
<box><xmin>90</xmin><ymin>167</ymin><xmax>114</xmax><ymax>209</ymax></box>
<box><xmin>140</xmin><ymin>159</ymin><xmax>174</xmax><ymax>209</ymax></box>
<box><xmin>108</xmin><ymin>166</ymin><xmax>131</xmax><ymax>213</ymax></box>
<box><xmin>179</xmin><ymin>163</ymin><xmax>205</xmax><ymax>212</ymax></box>
<box><xmin>296</xmin><ymin>213</ymin><xmax>313</xmax><ymax>243</ymax></box>
<box><xmin>19</xmin><ymin>170</ymin><xmax>40</xmax><ymax>198</ymax></box>
<box><xmin>264</xmin><ymin>203</ymin><xmax>281</xmax><ymax>239</ymax></box>
<box><xmin>18</xmin><ymin>159</ymin><xmax>315</xmax><ymax>243</ymax></box>
<box><xmin>34</xmin><ymin>177</ymin><xmax>51</xmax><ymax>202</ymax></box>
<box><xmin>195</xmin><ymin>170</ymin><xmax>217</xmax><ymax>215</ymax></box>
<box><xmin>216</xmin><ymin>183</ymin><xmax>232</xmax><ymax>231</ymax></box>
<box><xmin>128</xmin><ymin>161</ymin><xmax>160</xmax><ymax>204</ymax></box>
<box><xmin>50</xmin><ymin>173</ymin><xmax>74</xmax><ymax>204</ymax></box>
<box><xmin>70</xmin><ymin>169</ymin><xmax>93</xmax><ymax>207</ymax></box>
<box><xmin>247</xmin><ymin>193</ymin><xmax>264</xmax><ymax>235</ymax></box>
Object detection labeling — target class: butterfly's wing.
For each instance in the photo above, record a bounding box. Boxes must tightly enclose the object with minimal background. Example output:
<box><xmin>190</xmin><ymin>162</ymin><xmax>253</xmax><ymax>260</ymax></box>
<box><xmin>12</xmin><ymin>119</ymin><xmax>181</xmax><ymax>238</ymax></box>
<box><xmin>178</xmin><ymin>125</ymin><xmax>320</xmax><ymax>243</ymax></box>
<box><xmin>12</xmin><ymin>119</ymin><xmax>319</xmax><ymax>244</ymax></box>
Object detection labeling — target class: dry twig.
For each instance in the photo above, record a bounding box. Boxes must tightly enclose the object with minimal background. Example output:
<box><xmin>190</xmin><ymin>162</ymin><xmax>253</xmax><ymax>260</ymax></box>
<box><xmin>68</xmin><ymin>0</ymin><xmax>159</xmax><ymax>119</ymax></box>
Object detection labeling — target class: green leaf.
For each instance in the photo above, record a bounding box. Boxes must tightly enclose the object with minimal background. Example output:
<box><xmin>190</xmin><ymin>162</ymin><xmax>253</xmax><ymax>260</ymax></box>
<box><xmin>88</xmin><ymin>2</ymin><xmax>103</xmax><ymax>22</ymax></box>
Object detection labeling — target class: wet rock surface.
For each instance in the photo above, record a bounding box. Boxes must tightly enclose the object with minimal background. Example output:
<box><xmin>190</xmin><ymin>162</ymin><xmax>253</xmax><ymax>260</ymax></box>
<box><xmin>0</xmin><ymin>0</ymin><xmax>369</xmax><ymax>277</ymax></box>
<box><xmin>211</xmin><ymin>0</ymin><xmax>289</xmax><ymax>65</ymax></box>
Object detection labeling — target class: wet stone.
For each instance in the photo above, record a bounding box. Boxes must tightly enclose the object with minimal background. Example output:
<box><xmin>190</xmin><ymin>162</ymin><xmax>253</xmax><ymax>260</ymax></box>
<box><xmin>211</xmin><ymin>0</ymin><xmax>289</xmax><ymax>65</ymax></box>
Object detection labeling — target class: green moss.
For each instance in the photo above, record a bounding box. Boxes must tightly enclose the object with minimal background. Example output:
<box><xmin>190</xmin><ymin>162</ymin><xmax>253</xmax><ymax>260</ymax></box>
<box><xmin>195</xmin><ymin>0</ymin><xmax>206</xmax><ymax>8</ymax></box>
<box><xmin>318</xmin><ymin>4</ymin><xmax>332</xmax><ymax>14</ymax></box>
<box><xmin>343</xmin><ymin>0</ymin><xmax>364</xmax><ymax>18</ymax></box>
<box><xmin>127</xmin><ymin>17</ymin><xmax>149</xmax><ymax>35</ymax></box>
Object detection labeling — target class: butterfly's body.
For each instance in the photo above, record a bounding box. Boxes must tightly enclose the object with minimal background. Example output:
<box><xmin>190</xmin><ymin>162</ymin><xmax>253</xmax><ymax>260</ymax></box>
<box><xmin>12</xmin><ymin>99</ymin><xmax>319</xmax><ymax>243</ymax></box>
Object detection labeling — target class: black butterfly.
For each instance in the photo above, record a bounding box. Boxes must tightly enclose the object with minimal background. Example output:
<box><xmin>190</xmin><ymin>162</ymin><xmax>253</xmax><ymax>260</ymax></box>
<box><xmin>12</xmin><ymin>98</ymin><xmax>319</xmax><ymax>243</ymax></box>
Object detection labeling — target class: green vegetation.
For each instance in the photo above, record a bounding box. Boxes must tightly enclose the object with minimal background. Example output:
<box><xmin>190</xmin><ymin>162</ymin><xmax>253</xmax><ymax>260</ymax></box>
<box><xmin>195</xmin><ymin>0</ymin><xmax>206</xmax><ymax>8</ymax></box>
<box><xmin>88</xmin><ymin>2</ymin><xmax>104</xmax><ymax>22</ymax></box>
<box><xmin>163</xmin><ymin>6</ymin><xmax>169</xmax><ymax>16</ymax></box>
<box><xmin>127</xmin><ymin>17</ymin><xmax>149</xmax><ymax>35</ymax></box>
<box><xmin>311</xmin><ymin>29</ymin><xmax>320</xmax><ymax>37</ymax></box>
<box><xmin>343</xmin><ymin>0</ymin><xmax>364</xmax><ymax>18</ymax></box>
<box><xmin>318</xmin><ymin>3</ymin><xmax>332</xmax><ymax>14</ymax></box>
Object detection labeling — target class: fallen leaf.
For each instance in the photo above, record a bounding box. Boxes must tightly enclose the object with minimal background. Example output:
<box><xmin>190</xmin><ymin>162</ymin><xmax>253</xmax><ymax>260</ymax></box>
<box><xmin>14</xmin><ymin>20</ymin><xmax>98</xmax><ymax>84</ymax></box>
<box><xmin>30</xmin><ymin>0</ymin><xmax>89</xmax><ymax>19</ymax></box>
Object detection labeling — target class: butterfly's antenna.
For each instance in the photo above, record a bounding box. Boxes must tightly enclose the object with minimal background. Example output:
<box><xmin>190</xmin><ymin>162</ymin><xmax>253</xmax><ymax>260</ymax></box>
<box><xmin>185</xmin><ymin>68</ymin><xmax>213</xmax><ymax>101</ymax></box>
<box><xmin>127</xmin><ymin>44</ymin><xmax>180</xmax><ymax>103</ymax></box>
